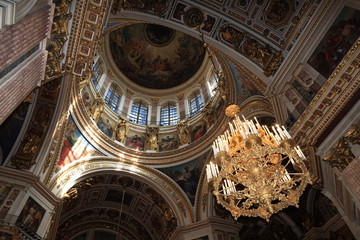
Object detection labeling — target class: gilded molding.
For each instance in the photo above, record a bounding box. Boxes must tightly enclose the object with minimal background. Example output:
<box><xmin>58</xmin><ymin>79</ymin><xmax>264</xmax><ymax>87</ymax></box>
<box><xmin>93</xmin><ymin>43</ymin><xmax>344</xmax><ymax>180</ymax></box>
<box><xmin>290</xmin><ymin>38</ymin><xmax>360</xmax><ymax>146</ymax></box>
<box><xmin>323</xmin><ymin>119</ymin><xmax>360</xmax><ymax>171</ymax></box>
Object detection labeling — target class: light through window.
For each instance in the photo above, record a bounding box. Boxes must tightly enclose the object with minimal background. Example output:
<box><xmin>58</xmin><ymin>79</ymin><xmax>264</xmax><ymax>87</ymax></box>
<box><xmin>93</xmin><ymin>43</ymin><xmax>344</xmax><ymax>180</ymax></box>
<box><xmin>208</xmin><ymin>71</ymin><xmax>219</xmax><ymax>97</ymax></box>
<box><xmin>129</xmin><ymin>100</ymin><xmax>148</xmax><ymax>125</ymax></box>
<box><xmin>189</xmin><ymin>91</ymin><xmax>203</xmax><ymax>117</ymax></box>
<box><xmin>91</xmin><ymin>61</ymin><xmax>103</xmax><ymax>91</ymax></box>
<box><xmin>160</xmin><ymin>102</ymin><xmax>177</xmax><ymax>126</ymax></box>
<box><xmin>104</xmin><ymin>83</ymin><xmax>122</xmax><ymax>114</ymax></box>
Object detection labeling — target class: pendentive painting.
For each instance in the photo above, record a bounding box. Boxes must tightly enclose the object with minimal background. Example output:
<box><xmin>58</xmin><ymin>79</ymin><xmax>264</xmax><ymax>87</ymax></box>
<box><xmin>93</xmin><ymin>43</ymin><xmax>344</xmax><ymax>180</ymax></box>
<box><xmin>56</xmin><ymin>115</ymin><xmax>98</xmax><ymax>171</ymax></box>
<box><xmin>16</xmin><ymin>197</ymin><xmax>46</xmax><ymax>233</ymax></box>
<box><xmin>308</xmin><ymin>7</ymin><xmax>360</xmax><ymax>79</ymax></box>
<box><xmin>96</xmin><ymin>116</ymin><xmax>114</xmax><ymax>138</ymax></box>
<box><xmin>226</xmin><ymin>60</ymin><xmax>262</xmax><ymax>104</ymax></box>
<box><xmin>125</xmin><ymin>133</ymin><xmax>145</xmax><ymax>151</ymax></box>
<box><xmin>158</xmin><ymin>134</ymin><xmax>179</xmax><ymax>152</ymax></box>
<box><xmin>158</xmin><ymin>151</ymin><xmax>209</xmax><ymax>204</ymax></box>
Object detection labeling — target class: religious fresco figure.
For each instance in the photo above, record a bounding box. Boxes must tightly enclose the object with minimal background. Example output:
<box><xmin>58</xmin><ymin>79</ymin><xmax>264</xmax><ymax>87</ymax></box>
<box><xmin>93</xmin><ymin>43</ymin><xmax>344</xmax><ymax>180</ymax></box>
<box><xmin>308</xmin><ymin>7</ymin><xmax>360</xmax><ymax>78</ymax></box>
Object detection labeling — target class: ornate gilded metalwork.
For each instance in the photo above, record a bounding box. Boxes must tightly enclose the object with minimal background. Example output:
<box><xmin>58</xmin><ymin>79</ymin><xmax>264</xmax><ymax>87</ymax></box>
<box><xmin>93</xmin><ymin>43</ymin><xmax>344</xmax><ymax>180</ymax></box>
<box><xmin>12</xmin><ymin>104</ymin><xmax>54</xmax><ymax>169</ymax></box>
<box><xmin>145</xmin><ymin>126</ymin><xmax>159</xmax><ymax>151</ymax></box>
<box><xmin>114</xmin><ymin>116</ymin><xmax>129</xmax><ymax>143</ymax></box>
<box><xmin>177</xmin><ymin>120</ymin><xmax>191</xmax><ymax>145</ymax></box>
<box><xmin>207</xmin><ymin>105</ymin><xmax>311</xmax><ymax>221</ymax></box>
<box><xmin>112</xmin><ymin>0</ymin><xmax>168</xmax><ymax>16</ymax></box>
<box><xmin>323</xmin><ymin>120</ymin><xmax>360</xmax><ymax>171</ymax></box>
<box><xmin>343</xmin><ymin>119</ymin><xmax>360</xmax><ymax>145</ymax></box>
<box><xmin>323</xmin><ymin>138</ymin><xmax>355</xmax><ymax>171</ymax></box>
<box><xmin>219</xmin><ymin>25</ymin><xmax>284</xmax><ymax>76</ymax></box>
<box><xmin>202</xmin><ymin>103</ymin><xmax>216</xmax><ymax>128</ymax></box>
<box><xmin>44</xmin><ymin>0</ymin><xmax>73</xmax><ymax>81</ymax></box>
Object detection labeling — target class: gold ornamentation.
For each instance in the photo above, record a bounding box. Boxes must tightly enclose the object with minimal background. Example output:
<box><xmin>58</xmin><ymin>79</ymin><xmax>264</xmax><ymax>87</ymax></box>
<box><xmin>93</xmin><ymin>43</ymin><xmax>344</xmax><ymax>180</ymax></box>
<box><xmin>202</xmin><ymin>103</ymin><xmax>216</xmax><ymax>128</ymax></box>
<box><xmin>343</xmin><ymin>119</ymin><xmax>360</xmax><ymax>145</ymax></box>
<box><xmin>177</xmin><ymin>120</ymin><xmax>191</xmax><ymax>145</ymax></box>
<box><xmin>219</xmin><ymin>25</ymin><xmax>283</xmax><ymax>76</ymax></box>
<box><xmin>145</xmin><ymin>126</ymin><xmax>159</xmax><ymax>151</ymax></box>
<box><xmin>207</xmin><ymin>107</ymin><xmax>311</xmax><ymax>221</ymax></box>
<box><xmin>90</xmin><ymin>94</ymin><xmax>105</xmax><ymax>121</ymax></box>
<box><xmin>225</xmin><ymin>104</ymin><xmax>240</xmax><ymax>118</ymax></box>
<box><xmin>12</xmin><ymin>104</ymin><xmax>54</xmax><ymax>169</ymax></box>
<box><xmin>112</xmin><ymin>0</ymin><xmax>168</xmax><ymax>15</ymax></box>
<box><xmin>44</xmin><ymin>0</ymin><xmax>73</xmax><ymax>81</ymax></box>
<box><xmin>114</xmin><ymin>116</ymin><xmax>129</xmax><ymax>143</ymax></box>
<box><xmin>323</xmin><ymin>138</ymin><xmax>355</xmax><ymax>171</ymax></box>
<box><xmin>323</xmin><ymin>120</ymin><xmax>360</xmax><ymax>171</ymax></box>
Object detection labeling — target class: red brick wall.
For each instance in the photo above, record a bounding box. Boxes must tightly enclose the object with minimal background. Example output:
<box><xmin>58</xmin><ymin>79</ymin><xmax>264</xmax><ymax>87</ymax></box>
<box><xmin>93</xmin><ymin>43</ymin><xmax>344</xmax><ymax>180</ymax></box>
<box><xmin>0</xmin><ymin>3</ymin><xmax>53</xmax><ymax>124</ymax></box>
<box><xmin>0</xmin><ymin>51</ymin><xmax>47</xmax><ymax>124</ymax></box>
<box><xmin>0</xmin><ymin>4</ymin><xmax>52</xmax><ymax>72</ymax></box>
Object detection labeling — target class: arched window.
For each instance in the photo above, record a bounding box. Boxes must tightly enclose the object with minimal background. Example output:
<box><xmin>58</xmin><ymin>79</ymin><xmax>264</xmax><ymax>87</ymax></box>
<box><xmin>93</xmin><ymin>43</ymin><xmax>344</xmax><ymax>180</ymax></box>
<box><xmin>160</xmin><ymin>102</ymin><xmax>177</xmax><ymax>126</ymax></box>
<box><xmin>188</xmin><ymin>90</ymin><xmax>203</xmax><ymax>117</ymax></box>
<box><xmin>104</xmin><ymin>83</ymin><xmax>122</xmax><ymax>114</ymax></box>
<box><xmin>91</xmin><ymin>61</ymin><xmax>103</xmax><ymax>91</ymax></box>
<box><xmin>208</xmin><ymin>70</ymin><xmax>219</xmax><ymax>97</ymax></box>
<box><xmin>129</xmin><ymin>100</ymin><xmax>148</xmax><ymax>125</ymax></box>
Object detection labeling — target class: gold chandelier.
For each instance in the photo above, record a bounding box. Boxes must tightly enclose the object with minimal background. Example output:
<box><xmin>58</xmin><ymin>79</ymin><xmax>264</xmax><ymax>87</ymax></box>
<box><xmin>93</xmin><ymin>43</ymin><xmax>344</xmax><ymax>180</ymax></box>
<box><xmin>206</xmin><ymin>105</ymin><xmax>311</xmax><ymax>221</ymax></box>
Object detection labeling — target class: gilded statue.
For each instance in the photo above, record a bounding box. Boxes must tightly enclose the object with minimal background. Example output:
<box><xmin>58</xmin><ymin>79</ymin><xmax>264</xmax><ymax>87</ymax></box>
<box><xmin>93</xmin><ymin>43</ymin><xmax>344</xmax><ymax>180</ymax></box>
<box><xmin>263</xmin><ymin>51</ymin><xmax>283</xmax><ymax>77</ymax></box>
<box><xmin>115</xmin><ymin>117</ymin><xmax>129</xmax><ymax>143</ymax></box>
<box><xmin>343</xmin><ymin>120</ymin><xmax>360</xmax><ymax>145</ymax></box>
<box><xmin>145</xmin><ymin>126</ymin><xmax>159</xmax><ymax>151</ymax></box>
<box><xmin>79</xmin><ymin>69</ymin><xmax>93</xmax><ymax>91</ymax></box>
<box><xmin>90</xmin><ymin>95</ymin><xmax>105</xmax><ymax>121</ymax></box>
<box><xmin>177</xmin><ymin>119</ymin><xmax>191</xmax><ymax>145</ymax></box>
<box><xmin>22</xmin><ymin>134</ymin><xmax>41</xmax><ymax>156</ymax></box>
<box><xmin>323</xmin><ymin>137</ymin><xmax>355</xmax><ymax>171</ymax></box>
<box><xmin>202</xmin><ymin>103</ymin><xmax>216</xmax><ymax>128</ymax></box>
<box><xmin>52</xmin><ymin>12</ymin><xmax>72</xmax><ymax>35</ymax></box>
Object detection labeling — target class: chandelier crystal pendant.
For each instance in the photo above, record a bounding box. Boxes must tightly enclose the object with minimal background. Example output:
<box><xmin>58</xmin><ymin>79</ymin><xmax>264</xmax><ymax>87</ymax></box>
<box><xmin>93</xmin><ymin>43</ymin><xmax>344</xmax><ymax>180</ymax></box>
<box><xmin>206</xmin><ymin>105</ymin><xmax>311</xmax><ymax>221</ymax></box>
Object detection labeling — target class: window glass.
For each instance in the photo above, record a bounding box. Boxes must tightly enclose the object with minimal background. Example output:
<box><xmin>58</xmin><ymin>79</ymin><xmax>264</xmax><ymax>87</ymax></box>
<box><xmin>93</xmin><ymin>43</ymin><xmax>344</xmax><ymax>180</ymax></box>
<box><xmin>129</xmin><ymin>100</ymin><xmax>148</xmax><ymax>125</ymax></box>
<box><xmin>91</xmin><ymin>61</ymin><xmax>103</xmax><ymax>91</ymax></box>
<box><xmin>104</xmin><ymin>83</ymin><xmax>122</xmax><ymax>114</ymax></box>
<box><xmin>160</xmin><ymin>102</ymin><xmax>177</xmax><ymax>126</ymax></box>
<box><xmin>189</xmin><ymin>91</ymin><xmax>203</xmax><ymax>117</ymax></box>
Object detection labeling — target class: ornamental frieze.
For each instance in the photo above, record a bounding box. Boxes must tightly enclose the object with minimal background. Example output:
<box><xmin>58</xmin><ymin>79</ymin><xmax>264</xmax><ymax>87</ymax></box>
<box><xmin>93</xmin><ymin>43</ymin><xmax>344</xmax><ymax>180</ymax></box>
<box><xmin>219</xmin><ymin>25</ymin><xmax>283</xmax><ymax>76</ymax></box>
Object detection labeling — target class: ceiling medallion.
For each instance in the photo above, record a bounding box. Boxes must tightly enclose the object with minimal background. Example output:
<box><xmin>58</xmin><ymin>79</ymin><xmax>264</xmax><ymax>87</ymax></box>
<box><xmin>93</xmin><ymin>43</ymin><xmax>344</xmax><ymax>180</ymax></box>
<box><xmin>184</xmin><ymin>7</ymin><xmax>204</xmax><ymax>28</ymax></box>
<box><xmin>144</xmin><ymin>24</ymin><xmax>175</xmax><ymax>47</ymax></box>
<box><xmin>206</xmin><ymin>105</ymin><xmax>311</xmax><ymax>221</ymax></box>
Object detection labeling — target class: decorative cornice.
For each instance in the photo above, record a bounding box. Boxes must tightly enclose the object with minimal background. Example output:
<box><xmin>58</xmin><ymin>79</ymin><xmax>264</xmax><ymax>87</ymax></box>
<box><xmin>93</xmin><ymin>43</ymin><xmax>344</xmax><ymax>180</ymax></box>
<box><xmin>0</xmin><ymin>167</ymin><xmax>60</xmax><ymax>204</ymax></box>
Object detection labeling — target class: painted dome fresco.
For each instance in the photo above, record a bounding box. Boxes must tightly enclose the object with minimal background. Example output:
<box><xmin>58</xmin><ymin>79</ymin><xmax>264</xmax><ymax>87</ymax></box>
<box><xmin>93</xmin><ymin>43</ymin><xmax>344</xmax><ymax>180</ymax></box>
<box><xmin>109</xmin><ymin>23</ymin><xmax>206</xmax><ymax>89</ymax></box>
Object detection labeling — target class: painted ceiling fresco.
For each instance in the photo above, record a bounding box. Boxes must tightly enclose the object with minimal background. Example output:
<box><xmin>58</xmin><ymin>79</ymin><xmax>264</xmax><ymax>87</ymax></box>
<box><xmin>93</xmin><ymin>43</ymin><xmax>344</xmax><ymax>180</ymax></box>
<box><xmin>109</xmin><ymin>23</ymin><xmax>206</xmax><ymax>89</ymax></box>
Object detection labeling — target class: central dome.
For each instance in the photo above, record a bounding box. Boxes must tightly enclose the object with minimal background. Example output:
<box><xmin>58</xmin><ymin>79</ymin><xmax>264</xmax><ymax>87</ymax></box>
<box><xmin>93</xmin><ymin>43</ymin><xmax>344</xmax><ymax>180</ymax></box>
<box><xmin>109</xmin><ymin>23</ymin><xmax>206</xmax><ymax>89</ymax></box>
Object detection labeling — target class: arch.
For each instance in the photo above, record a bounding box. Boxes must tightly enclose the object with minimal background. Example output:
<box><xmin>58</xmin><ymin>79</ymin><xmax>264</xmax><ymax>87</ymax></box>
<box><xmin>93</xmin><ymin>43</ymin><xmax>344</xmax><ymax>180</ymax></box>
<box><xmin>49</xmin><ymin>157</ymin><xmax>194</xmax><ymax>226</ymax></box>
